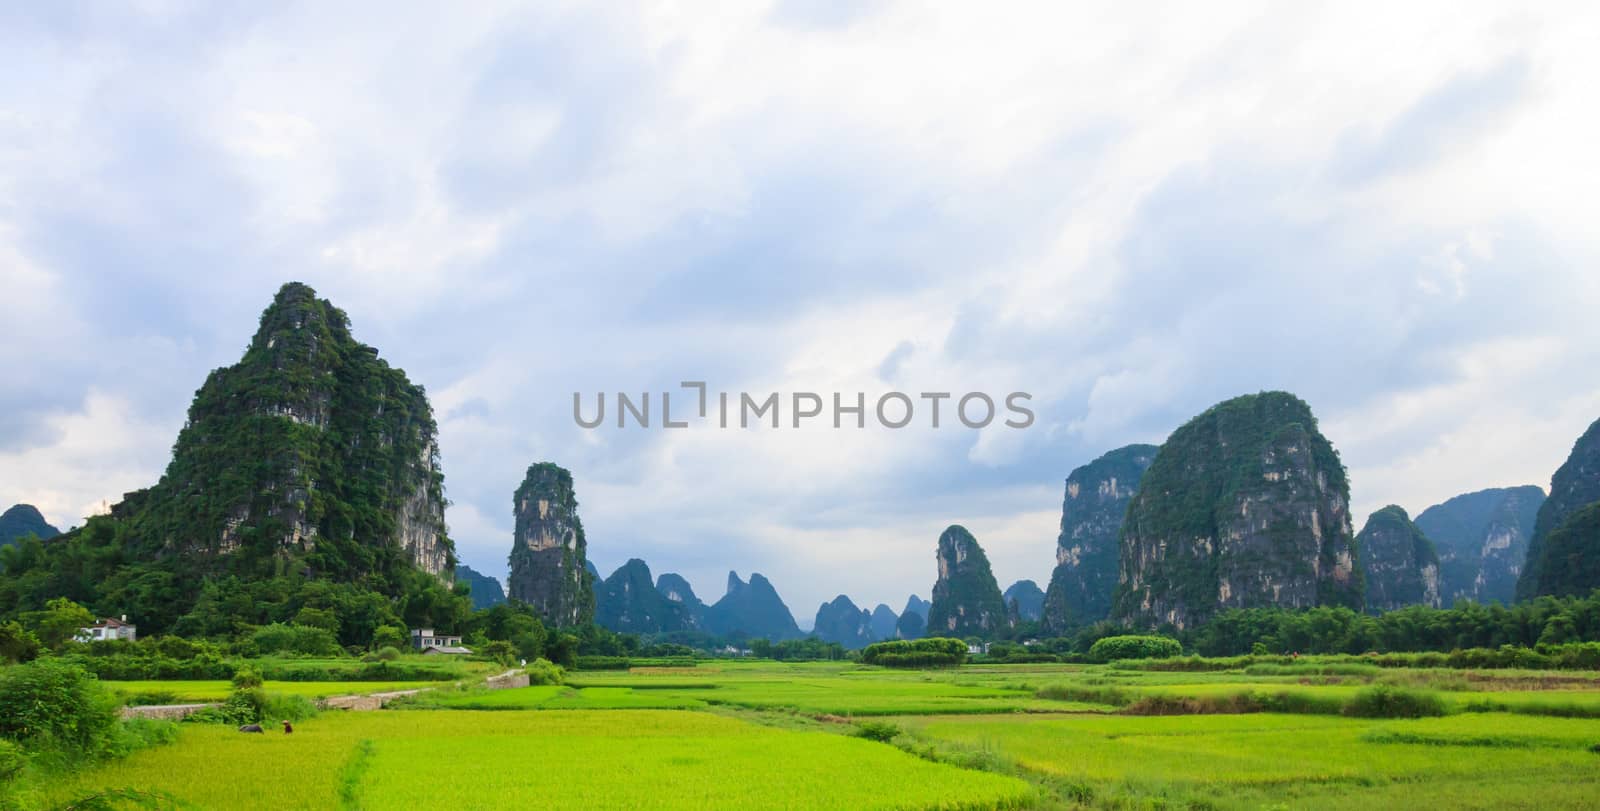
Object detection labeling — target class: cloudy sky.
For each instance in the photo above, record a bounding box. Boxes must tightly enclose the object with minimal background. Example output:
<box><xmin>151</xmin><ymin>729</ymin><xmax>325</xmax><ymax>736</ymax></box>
<box><xmin>4</xmin><ymin>2</ymin><xmax>1599</xmax><ymax>626</ymax></box>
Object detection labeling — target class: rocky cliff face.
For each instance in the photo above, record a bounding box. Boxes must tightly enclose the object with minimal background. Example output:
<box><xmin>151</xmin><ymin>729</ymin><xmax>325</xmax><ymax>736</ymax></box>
<box><xmin>508</xmin><ymin>462</ymin><xmax>594</xmax><ymax>626</ymax></box>
<box><xmin>1519</xmin><ymin>418</ymin><xmax>1600</xmax><ymax>600</ymax></box>
<box><xmin>1113</xmin><ymin>392</ymin><xmax>1361</xmax><ymax>630</ymax></box>
<box><xmin>1414</xmin><ymin>486</ymin><xmax>1544</xmax><ymax>606</ymax></box>
<box><xmin>0</xmin><ymin>504</ymin><xmax>59</xmax><ymax>547</ymax></box>
<box><xmin>1041</xmin><ymin>444</ymin><xmax>1157</xmax><ymax>630</ymax></box>
<box><xmin>926</xmin><ymin>525</ymin><xmax>1011</xmax><ymax>637</ymax></box>
<box><xmin>1357</xmin><ymin>506</ymin><xmax>1441</xmax><ymax>612</ymax></box>
<box><xmin>1003</xmin><ymin>580</ymin><xmax>1044</xmax><ymax>622</ymax></box>
<box><xmin>596</xmin><ymin>559</ymin><xmax>690</xmax><ymax>634</ymax></box>
<box><xmin>868</xmin><ymin>604</ymin><xmax>899</xmax><ymax>640</ymax></box>
<box><xmin>98</xmin><ymin>283</ymin><xmax>454</xmax><ymax>585</ymax></box>
<box><xmin>702</xmin><ymin>572</ymin><xmax>801</xmax><ymax>640</ymax></box>
<box><xmin>812</xmin><ymin>595</ymin><xmax>874</xmax><ymax>648</ymax></box>
<box><xmin>455</xmin><ymin>564</ymin><xmax>506</xmax><ymax>611</ymax></box>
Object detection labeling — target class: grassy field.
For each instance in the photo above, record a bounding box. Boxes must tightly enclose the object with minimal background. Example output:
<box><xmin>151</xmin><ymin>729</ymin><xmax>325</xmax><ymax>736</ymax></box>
<box><xmin>48</xmin><ymin>658</ymin><xmax>1600</xmax><ymax>809</ymax></box>
<box><xmin>43</xmin><ymin>710</ymin><xmax>1034</xmax><ymax>810</ymax></box>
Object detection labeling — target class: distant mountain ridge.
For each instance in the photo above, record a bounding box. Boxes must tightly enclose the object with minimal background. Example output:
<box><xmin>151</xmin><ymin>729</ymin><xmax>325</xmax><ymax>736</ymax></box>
<box><xmin>0</xmin><ymin>504</ymin><xmax>59</xmax><ymax>547</ymax></box>
<box><xmin>702</xmin><ymin>571</ymin><xmax>802</xmax><ymax>640</ymax></box>
<box><xmin>455</xmin><ymin>564</ymin><xmax>506</xmax><ymax>610</ymax></box>
<box><xmin>1414</xmin><ymin>486</ymin><xmax>1543</xmax><ymax>606</ymax></box>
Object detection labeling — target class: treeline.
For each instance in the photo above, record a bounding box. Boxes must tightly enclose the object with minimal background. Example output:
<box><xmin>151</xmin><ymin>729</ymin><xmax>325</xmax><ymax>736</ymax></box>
<box><xmin>1189</xmin><ymin>591</ymin><xmax>1600</xmax><ymax>656</ymax></box>
<box><xmin>749</xmin><ymin>637</ymin><xmax>850</xmax><ymax>661</ymax></box>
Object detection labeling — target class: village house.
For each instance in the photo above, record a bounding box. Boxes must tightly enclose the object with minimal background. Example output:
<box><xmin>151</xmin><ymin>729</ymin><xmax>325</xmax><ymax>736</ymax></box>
<box><xmin>79</xmin><ymin>615</ymin><xmax>137</xmax><ymax>643</ymax></box>
<box><xmin>411</xmin><ymin>628</ymin><xmax>471</xmax><ymax>655</ymax></box>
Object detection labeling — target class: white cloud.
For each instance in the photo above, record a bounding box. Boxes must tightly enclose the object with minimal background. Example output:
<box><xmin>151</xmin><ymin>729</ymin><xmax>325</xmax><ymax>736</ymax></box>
<box><xmin>3</xmin><ymin>1</ymin><xmax>1599</xmax><ymax>614</ymax></box>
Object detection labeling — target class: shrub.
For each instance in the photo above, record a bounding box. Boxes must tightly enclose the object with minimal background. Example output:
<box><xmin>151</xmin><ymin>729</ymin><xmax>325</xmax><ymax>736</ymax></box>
<box><xmin>231</xmin><ymin>665</ymin><xmax>264</xmax><ymax>689</ymax></box>
<box><xmin>376</xmin><ymin>646</ymin><xmax>401</xmax><ymax>662</ymax></box>
<box><xmin>1089</xmin><ymin>635</ymin><xmax>1183</xmax><ymax>662</ymax></box>
<box><xmin>1342</xmin><ymin>685</ymin><xmax>1449</xmax><ymax>718</ymax></box>
<box><xmin>478</xmin><ymin>640</ymin><xmax>516</xmax><ymax>666</ymax></box>
<box><xmin>854</xmin><ymin>721</ymin><xmax>901</xmax><ymax>742</ymax></box>
<box><xmin>0</xmin><ymin>621</ymin><xmax>41</xmax><ymax>664</ymax></box>
<box><xmin>523</xmin><ymin>658</ymin><xmax>565</xmax><ymax>686</ymax></box>
<box><xmin>0</xmin><ymin>659</ymin><xmax>121</xmax><ymax>759</ymax></box>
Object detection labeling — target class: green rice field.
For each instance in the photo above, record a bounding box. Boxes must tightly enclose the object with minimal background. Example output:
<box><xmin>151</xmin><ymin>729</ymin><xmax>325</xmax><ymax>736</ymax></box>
<box><xmin>47</xmin><ymin>659</ymin><xmax>1600</xmax><ymax>809</ymax></box>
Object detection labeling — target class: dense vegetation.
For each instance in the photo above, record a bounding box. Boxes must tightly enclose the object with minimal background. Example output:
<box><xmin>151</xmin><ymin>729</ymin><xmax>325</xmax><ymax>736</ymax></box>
<box><xmin>1088</xmin><ymin>635</ymin><xmax>1182</xmax><ymax>662</ymax></box>
<box><xmin>860</xmin><ymin>638</ymin><xmax>968</xmax><ymax>668</ymax></box>
<box><xmin>1190</xmin><ymin>590</ymin><xmax>1600</xmax><ymax>656</ymax></box>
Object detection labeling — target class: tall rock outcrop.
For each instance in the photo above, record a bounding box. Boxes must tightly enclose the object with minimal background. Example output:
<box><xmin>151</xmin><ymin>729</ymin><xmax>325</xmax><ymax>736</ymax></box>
<box><xmin>0</xmin><ymin>283</ymin><xmax>462</xmax><ymax>636</ymax></box>
<box><xmin>595</xmin><ymin>559</ymin><xmax>690</xmax><ymax>634</ymax></box>
<box><xmin>1041</xmin><ymin>444</ymin><xmax>1157</xmax><ymax>629</ymax></box>
<box><xmin>1414</xmin><ymin>486</ymin><xmax>1544</xmax><ymax>606</ymax></box>
<box><xmin>508</xmin><ymin>462</ymin><xmax>594</xmax><ymax>626</ymax></box>
<box><xmin>1113</xmin><ymin>392</ymin><xmax>1361</xmax><ymax>630</ymax></box>
<box><xmin>1357</xmin><ymin>506</ymin><xmax>1441</xmax><ymax>612</ymax></box>
<box><xmin>455</xmin><ymin>564</ymin><xmax>506</xmax><ymax>610</ymax></box>
<box><xmin>926</xmin><ymin>525</ymin><xmax>1011</xmax><ymax>637</ymax></box>
<box><xmin>88</xmin><ymin>283</ymin><xmax>453</xmax><ymax>581</ymax></box>
<box><xmin>1519</xmin><ymin>418</ymin><xmax>1600</xmax><ymax>600</ymax></box>
<box><xmin>1003</xmin><ymin>580</ymin><xmax>1045</xmax><ymax>622</ymax></box>
<box><xmin>812</xmin><ymin>595</ymin><xmax>874</xmax><ymax>648</ymax></box>
<box><xmin>702</xmin><ymin>572</ymin><xmax>801</xmax><ymax>640</ymax></box>
<box><xmin>0</xmin><ymin>504</ymin><xmax>59</xmax><ymax>547</ymax></box>
<box><xmin>868</xmin><ymin>604</ymin><xmax>899</xmax><ymax>640</ymax></box>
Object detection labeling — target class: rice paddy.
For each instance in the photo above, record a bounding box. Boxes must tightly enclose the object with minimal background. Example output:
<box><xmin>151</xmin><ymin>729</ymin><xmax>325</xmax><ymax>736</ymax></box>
<box><xmin>51</xmin><ymin>659</ymin><xmax>1600</xmax><ymax>809</ymax></box>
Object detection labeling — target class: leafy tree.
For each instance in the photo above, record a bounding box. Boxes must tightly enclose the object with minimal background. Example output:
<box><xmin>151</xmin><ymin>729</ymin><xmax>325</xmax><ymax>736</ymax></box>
<box><xmin>23</xmin><ymin>597</ymin><xmax>96</xmax><ymax>650</ymax></box>
<box><xmin>479</xmin><ymin>640</ymin><xmax>516</xmax><ymax>666</ymax></box>
<box><xmin>0</xmin><ymin>622</ymin><xmax>40</xmax><ymax>663</ymax></box>
<box><xmin>371</xmin><ymin>624</ymin><xmax>408</xmax><ymax>650</ymax></box>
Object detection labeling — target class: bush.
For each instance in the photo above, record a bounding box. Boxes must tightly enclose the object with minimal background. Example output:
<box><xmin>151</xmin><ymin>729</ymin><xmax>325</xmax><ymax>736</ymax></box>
<box><xmin>375</xmin><ymin>646</ymin><xmax>401</xmax><ymax>662</ymax></box>
<box><xmin>0</xmin><ymin>621</ymin><xmax>41</xmax><ymax>664</ymax></box>
<box><xmin>854</xmin><ymin>721</ymin><xmax>901</xmax><ymax>742</ymax></box>
<box><xmin>860</xmin><ymin>638</ymin><xmax>968</xmax><ymax>668</ymax></box>
<box><xmin>1089</xmin><ymin>635</ymin><xmax>1183</xmax><ymax>662</ymax></box>
<box><xmin>231</xmin><ymin>665</ymin><xmax>264</xmax><ymax>689</ymax></box>
<box><xmin>523</xmin><ymin>658</ymin><xmax>565</xmax><ymax>686</ymax></box>
<box><xmin>0</xmin><ymin>659</ymin><xmax>121</xmax><ymax>759</ymax></box>
<box><xmin>1342</xmin><ymin>685</ymin><xmax>1449</xmax><ymax>718</ymax></box>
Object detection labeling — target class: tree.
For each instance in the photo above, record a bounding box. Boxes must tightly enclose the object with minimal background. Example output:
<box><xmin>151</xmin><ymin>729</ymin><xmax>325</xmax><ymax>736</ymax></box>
<box><xmin>23</xmin><ymin>597</ymin><xmax>95</xmax><ymax>650</ymax></box>
<box><xmin>372</xmin><ymin>624</ymin><xmax>408</xmax><ymax>650</ymax></box>
<box><xmin>0</xmin><ymin>622</ymin><xmax>40</xmax><ymax>663</ymax></box>
<box><xmin>480</xmin><ymin>640</ymin><xmax>516</xmax><ymax>666</ymax></box>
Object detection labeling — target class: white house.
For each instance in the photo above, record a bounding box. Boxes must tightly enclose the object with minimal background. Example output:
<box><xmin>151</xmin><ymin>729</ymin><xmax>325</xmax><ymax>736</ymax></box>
<box><xmin>79</xmin><ymin>615</ymin><xmax>137</xmax><ymax>643</ymax></box>
<box><xmin>411</xmin><ymin>628</ymin><xmax>470</xmax><ymax>655</ymax></box>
